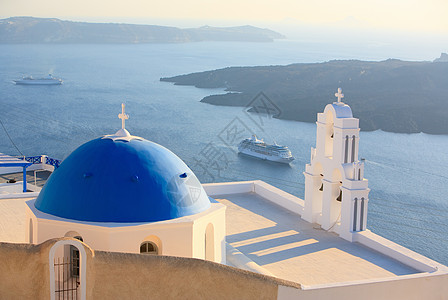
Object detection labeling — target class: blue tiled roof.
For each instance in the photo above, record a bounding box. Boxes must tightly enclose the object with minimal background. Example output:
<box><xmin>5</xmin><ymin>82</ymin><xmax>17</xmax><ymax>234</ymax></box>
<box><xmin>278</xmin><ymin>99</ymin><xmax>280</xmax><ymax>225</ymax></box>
<box><xmin>34</xmin><ymin>137</ymin><xmax>210</xmax><ymax>222</ymax></box>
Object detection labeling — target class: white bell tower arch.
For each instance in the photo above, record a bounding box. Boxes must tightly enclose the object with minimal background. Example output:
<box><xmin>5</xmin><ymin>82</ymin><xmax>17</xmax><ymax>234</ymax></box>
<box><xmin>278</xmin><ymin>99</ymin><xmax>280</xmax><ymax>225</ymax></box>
<box><xmin>303</xmin><ymin>88</ymin><xmax>370</xmax><ymax>242</ymax></box>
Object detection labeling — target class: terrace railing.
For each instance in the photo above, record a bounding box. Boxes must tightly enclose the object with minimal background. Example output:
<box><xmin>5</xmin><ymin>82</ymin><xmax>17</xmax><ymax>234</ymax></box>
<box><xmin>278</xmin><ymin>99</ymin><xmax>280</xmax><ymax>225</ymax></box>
<box><xmin>24</xmin><ymin>155</ymin><xmax>62</xmax><ymax>169</ymax></box>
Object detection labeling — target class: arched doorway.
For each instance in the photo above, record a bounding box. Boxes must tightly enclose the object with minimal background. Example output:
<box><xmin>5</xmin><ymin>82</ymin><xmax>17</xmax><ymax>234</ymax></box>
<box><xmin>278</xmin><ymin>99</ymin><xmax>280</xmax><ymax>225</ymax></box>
<box><xmin>205</xmin><ymin>223</ymin><xmax>214</xmax><ymax>261</ymax></box>
<box><xmin>49</xmin><ymin>239</ymin><xmax>86</xmax><ymax>300</ymax></box>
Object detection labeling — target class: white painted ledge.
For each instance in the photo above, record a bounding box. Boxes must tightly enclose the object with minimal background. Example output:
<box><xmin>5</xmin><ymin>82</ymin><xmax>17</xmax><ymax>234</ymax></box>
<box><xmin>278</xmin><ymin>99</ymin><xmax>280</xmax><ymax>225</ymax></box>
<box><xmin>0</xmin><ymin>182</ymin><xmax>23</xmax><ymax>194</ymax></box>
<box><xmin>0</xmin><ymin>192</ymin><xmax>39</xmax><ymax>199</ymax></box>
<box><xmin>203</xmin><ymin>180</ymin><xmax>304</xmax><ymax>217</ymax></box>
<box><xmin>226</xmin><ymin>243</ymin><xmax>274</xmax><ymax>277</ymax></box>
<box><xmin>0</xmin><ymin>181</ymin><xmax>41</xmax><ymax>199</ymax></box>
<box><xmin>203</xmin><ymin>181</ymin><xmax>254</xmax><ymax>195</ymax></box>
<box><xmin>277</xmin><ymin>271</ymin><xmax>448</xmax><ymax>300</ymax></box>
<box><xmin>354</xmin><ymin>230</ymin><xmax>447</xmax><ymax>273</ymax></box>
<box><xmin>253</xmin><ymin>180</ymin><xmax>304</xmax><ymax>216</ymax></box>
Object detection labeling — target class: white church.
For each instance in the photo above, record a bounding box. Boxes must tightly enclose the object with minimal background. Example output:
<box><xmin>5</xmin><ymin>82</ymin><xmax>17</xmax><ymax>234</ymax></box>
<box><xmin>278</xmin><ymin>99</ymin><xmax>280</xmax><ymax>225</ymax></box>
<box><xmin>0</xmin><ymin>90</ymin><xmax>447</xmax><ymax>299</ymax></box>
<box><xmin>25</xmin><ymin>104</ymin><xmax>226</xmax><ymax>262</ymax></box>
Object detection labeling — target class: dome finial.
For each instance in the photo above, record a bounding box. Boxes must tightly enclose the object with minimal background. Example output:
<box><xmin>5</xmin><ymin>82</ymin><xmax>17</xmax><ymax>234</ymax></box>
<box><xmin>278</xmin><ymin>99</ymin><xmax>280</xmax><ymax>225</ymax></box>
<box><xmin>118</xmin><ymin>103</ymin><xmax>129</xmax><ymax>130</ymax></box>
<box><xmin>103</xmin><ymin>103</ymin><xmax>142</xmax><ymax>141</ymax></box>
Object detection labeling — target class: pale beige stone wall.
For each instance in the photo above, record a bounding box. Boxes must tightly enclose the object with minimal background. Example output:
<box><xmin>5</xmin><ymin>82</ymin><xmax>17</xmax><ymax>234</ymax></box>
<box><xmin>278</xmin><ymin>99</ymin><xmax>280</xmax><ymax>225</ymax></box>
<box><xmin>91</xmin><ymin>250</ymin><xmax>298</xmax><ymax>300</ymax></box>
<box><xmin>0</xmin><ymin>239</ymin><xmax>300</xmax><ymax>300</ymax></box>
<box><xmin>2</xmin><ymin>238</ymin><xmax>447</xmax><ymax>300</ymax></box>
<box><xmin>0</xmin><ymin>241</ymin><xmax>51</xmax><ymax>299</ymax></box>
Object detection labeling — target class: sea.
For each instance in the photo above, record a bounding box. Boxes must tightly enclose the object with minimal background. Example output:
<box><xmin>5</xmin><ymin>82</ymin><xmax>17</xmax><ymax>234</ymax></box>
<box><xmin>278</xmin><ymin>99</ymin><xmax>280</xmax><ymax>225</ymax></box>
<box><xmin>0</xmin><ymin>41</ymin><xmax>447</xmax><ymax>266</ymax></box>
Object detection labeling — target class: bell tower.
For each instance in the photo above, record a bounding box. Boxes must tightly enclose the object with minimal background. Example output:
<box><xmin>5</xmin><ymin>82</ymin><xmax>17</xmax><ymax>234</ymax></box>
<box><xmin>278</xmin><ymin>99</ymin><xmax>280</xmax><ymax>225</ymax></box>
<box><xmin>303</xmin><ymin>88</ymin><xmax>370</xmax><ymax>242</ymax></box>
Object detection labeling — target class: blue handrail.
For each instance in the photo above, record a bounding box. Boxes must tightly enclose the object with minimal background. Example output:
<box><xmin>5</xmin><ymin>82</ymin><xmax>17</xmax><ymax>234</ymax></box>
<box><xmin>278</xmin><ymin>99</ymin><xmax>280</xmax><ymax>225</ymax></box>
<box><xmin>45</xmin><ymin>157</ymin><xmax>62</xmax><ymax>168</ymax></box>
<box><xmin>45</xmin><ymin>156</ymin><xmax>62</xmax><ymax>168</ymax></box>
<box><xmin>23</xmin><ymin>155</ymin><xmax>62</xmax><ymax>169</ymax></box>
<box><xmin>24</xmin><ymin>156</ymin><xmax>42</xmax><ymax>164</ymax></box>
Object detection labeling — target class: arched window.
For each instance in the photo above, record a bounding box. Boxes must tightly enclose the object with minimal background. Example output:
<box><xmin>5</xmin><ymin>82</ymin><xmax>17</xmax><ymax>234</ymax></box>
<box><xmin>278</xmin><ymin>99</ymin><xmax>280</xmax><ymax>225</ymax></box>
<box><xmin>360</xmin><ymin>197</ymin><xmax>365</xmax><ymax>231</ymax></box>
<box><xmin>344</xmin><ymin>135</ymin><xmax>349</xmax><ymax>163</ymax></box>
<box><xmin>140</xmin><ymin>241</ymin><xmax>158</xmax><ymax>255</ymax></box>
<box><xmin>353</xmin><ymin>198</ymin><xmax>358</xmax><ymax>231</ymax></box>
<box><xmin>351</xmin><ymin>135</ymin><xmax>356</xmax><ymax>162</ymax></box>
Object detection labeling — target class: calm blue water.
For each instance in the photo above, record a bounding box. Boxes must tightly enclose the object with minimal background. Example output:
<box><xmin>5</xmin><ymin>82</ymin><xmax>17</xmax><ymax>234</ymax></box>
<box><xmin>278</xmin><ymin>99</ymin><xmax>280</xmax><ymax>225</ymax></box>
<box><xmin>0</xmin><ymin>42</ymin><xmax>447</xmax><ymax>265</ymax></box>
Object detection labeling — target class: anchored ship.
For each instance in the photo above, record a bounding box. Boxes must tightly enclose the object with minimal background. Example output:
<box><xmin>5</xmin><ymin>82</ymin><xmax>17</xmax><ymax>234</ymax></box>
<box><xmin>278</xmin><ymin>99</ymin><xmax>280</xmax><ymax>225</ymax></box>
<box><xmin>14</xmin><ymin>74</ymin><xmax>63</xmax><ymax>85</ymax></box>
<box><xmin>238</xmin><ymin>135</ymin><xmax>294</xmax><ymax>164</ymax></box>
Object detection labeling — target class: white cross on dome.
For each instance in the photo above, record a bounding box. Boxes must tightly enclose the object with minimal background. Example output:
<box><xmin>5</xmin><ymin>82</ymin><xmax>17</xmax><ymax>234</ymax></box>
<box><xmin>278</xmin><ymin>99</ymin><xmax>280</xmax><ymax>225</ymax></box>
<box><xmin>118</xmin><ymin>103</ymin><xmax>129</xmax><ymax>130</ymax></box>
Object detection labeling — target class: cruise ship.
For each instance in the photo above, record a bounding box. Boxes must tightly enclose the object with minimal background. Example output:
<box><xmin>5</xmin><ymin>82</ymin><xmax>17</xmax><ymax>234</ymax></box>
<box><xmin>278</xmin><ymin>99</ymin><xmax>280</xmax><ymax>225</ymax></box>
<box><xmin>14</xmin><ymin>74</ymin><xmax>63</xmax><ymax>85</ymax></box>
<box><xmin>238</xmin><ymin>135</ymin><xmax>294</xmax><ymax>164</ymax></box>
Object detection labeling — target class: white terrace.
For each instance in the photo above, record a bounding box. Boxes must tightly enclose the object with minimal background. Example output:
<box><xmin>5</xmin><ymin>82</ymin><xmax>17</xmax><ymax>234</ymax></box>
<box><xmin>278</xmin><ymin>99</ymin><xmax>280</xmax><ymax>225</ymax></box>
<box><xmin>203</xmin><ymin>180</ymin><xmax>446</xmax><ymax>288</ymax></box>
<box><xmin>1</xmin><ymin>178</ymin><xmax>445</xmax><ymax>288</ymax></box>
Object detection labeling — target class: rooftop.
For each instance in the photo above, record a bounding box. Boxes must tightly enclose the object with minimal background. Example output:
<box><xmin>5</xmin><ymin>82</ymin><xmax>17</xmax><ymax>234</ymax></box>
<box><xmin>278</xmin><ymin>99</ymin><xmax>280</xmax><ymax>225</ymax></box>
<box><xmin>0</xmin><ymin>169</ymin><xmax>442</xmax><ymax>288</ymax></box>
<box><xmin>214</xmin><ymin>191</ymin><xmax>418</xmax><ymax>286</ymax></box>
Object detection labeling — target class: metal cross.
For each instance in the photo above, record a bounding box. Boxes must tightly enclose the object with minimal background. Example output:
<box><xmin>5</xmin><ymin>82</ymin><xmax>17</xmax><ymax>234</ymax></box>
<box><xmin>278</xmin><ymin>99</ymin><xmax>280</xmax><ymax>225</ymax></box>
<box><xmin>335</xmin><ymin>88</ymin><xmax>344</xmax><ymax>103</ymax></box>
<box><xmin>118</xmin><ymin>103</ymin><xmax>129</xmax><ymax>129</ymax></box>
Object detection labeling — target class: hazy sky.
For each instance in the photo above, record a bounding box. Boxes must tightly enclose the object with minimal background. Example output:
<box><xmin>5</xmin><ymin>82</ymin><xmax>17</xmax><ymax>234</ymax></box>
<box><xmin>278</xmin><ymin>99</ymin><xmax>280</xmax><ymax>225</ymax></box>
<box><xmin>2</xmin><ymin>0</ymin><xmax>447</xmax><ymax>34</ymax></box>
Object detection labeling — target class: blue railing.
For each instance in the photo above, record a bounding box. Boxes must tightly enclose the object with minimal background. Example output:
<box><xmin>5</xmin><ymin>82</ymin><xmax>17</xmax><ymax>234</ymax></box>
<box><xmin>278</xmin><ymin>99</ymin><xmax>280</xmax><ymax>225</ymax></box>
<box><xmin>45</xmin><ymin>157</ymin><xmax>62</xmax><ymax>168</ymax></box>
<box><xmin>24</xmin><ymin>156</ymin><xmax>42</xmax><ymax>164</ymax></box>
<box><xmin>24</xmin><ymin>155</ymin><xmax>62</xmax><ymax>169</ymax></box>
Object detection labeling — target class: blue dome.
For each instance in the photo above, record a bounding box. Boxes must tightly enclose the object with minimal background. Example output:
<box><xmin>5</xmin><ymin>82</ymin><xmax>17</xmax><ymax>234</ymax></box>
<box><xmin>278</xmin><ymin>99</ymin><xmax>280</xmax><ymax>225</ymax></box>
<box><xmin>35</xmin><ymin>136</ymin><xmax>211</xmax><ymax>223</ymax></box>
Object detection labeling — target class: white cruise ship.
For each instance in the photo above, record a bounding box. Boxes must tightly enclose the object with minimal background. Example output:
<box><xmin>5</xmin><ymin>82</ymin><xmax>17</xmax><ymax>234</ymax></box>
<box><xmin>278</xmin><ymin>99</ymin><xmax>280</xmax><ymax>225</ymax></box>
<box><xmin>238</xmin><ymin>135</ymin><xmax>294</xmax><ymax>164</ymax></box>
<box><xmin>14</xmin><ymin>74</ymin><xmax>63</xmax><ymax>85</ymax></box>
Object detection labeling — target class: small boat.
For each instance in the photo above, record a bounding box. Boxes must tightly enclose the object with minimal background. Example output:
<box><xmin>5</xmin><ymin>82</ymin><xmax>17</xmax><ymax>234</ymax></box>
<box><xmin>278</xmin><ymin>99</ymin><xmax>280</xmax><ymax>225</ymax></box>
<box><xmin>14</xmin><ymin>74</ymin><xmax>63</xmax><ymax>85</ymax></box>
<box><xmin>238</xmin><ymin>135</ymin><xmax>294</xmax><ymax>164</ymax></box>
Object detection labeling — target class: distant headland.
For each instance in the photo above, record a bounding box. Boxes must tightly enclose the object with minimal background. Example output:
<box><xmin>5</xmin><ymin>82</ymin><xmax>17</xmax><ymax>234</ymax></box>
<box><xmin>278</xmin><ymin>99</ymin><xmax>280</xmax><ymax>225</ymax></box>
<box><xmin>0</xmin><ymin>17</ymin><xmax>285</xmax><ymax>44</ymax></box>
<box><xmin>161</xmin><ymin>56</ymin><xmax>448</xmax><ymax>134</ymax></box>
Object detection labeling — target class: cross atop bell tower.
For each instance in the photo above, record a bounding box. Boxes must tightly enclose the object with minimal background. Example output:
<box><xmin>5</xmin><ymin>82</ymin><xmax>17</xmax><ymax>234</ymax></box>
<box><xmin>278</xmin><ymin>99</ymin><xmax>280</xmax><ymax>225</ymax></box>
<box><xmin>335</xmin><ymin>88</ymin><xmax>344</xmax><ymax>104</ymax></box>
<box><xmin>118</xmin><ymin>103</ymin><xmax>129</xmax><ymax>130</ymax></box>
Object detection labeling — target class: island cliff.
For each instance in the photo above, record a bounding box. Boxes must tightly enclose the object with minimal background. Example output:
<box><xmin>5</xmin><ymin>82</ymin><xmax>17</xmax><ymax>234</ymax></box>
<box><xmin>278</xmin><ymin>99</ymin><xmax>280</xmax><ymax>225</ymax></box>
<box><xmin>161</xmin><ymin>59</ymin><xmax>448</xmax><ymax>134</ymax></box>
<box><xmin>0</xmin><ymin>17</ymin><xmax>285</xmax><ymax>44</ymax></box>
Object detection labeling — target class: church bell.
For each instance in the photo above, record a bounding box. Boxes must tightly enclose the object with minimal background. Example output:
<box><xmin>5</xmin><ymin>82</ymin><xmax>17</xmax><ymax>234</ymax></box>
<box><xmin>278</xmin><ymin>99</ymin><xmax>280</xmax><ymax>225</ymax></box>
<box><xmin>336</xmin><ymin>187</ymin><xmax>342</xmax><ymax>202</ymax></box>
